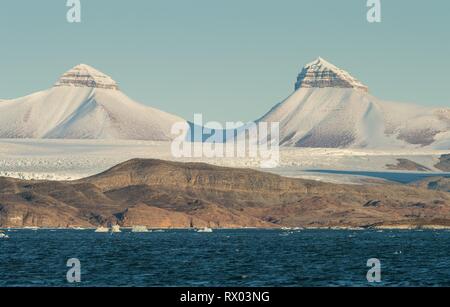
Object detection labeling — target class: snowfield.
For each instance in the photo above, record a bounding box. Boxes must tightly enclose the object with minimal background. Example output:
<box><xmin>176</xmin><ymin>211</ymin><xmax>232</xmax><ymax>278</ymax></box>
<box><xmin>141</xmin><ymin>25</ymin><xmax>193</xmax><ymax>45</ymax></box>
<box><xmin>0</xmin><ymin>139</ymin><xmax>447</xmax><ymax>183</ymax></box>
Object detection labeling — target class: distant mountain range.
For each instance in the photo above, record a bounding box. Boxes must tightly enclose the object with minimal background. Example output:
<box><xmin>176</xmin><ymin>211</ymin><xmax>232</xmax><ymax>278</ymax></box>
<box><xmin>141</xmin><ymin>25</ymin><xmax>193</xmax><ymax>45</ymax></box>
<box><xmin>1</xmin><ymin>59</ymin><xmax>449</xmax><ymax>149</ymax></box>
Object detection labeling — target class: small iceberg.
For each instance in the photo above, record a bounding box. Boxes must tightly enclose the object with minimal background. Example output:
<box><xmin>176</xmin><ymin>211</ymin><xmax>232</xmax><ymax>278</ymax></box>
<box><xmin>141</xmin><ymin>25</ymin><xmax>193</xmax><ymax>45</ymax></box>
<box><xmin>95</xmin><ymin>226</ymin><xmax>109</xmax><ymax>233</ymax></box>
<box><xmin>197</xmin><ymin>227</ymin><xmax>213</xmax><ymax>233</ymax></box>
<box><xmin>24</xmin><ymin>226</ymin><xmax>39</xmax><ymax>231</ymax></box>
<box><xmin>111</xmin><ymin>225</ymin><xmax>121</xmax><ymax>233</ymax></box>
<box><xmin>131</xmin><ymin>226</ymin><xmax>149</xmax><ymax>233</ymax></box>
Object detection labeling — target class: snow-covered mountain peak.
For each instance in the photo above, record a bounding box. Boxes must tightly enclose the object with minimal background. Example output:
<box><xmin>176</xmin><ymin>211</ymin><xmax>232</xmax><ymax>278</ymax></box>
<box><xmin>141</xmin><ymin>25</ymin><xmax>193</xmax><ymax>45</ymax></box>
<box><xmin>54</xmin><ymin>64</ymin><xmax>119</xmax><ymax>90</ymax></box>
<box><xmin>0</xmin><ymin>64</ymin><xmax>186</xmax><ymax>140</ymax></box>
<box><xmin>294</xmin><ymin>57</ymin><xmax>369</xmax><ymax>93</ymax></box>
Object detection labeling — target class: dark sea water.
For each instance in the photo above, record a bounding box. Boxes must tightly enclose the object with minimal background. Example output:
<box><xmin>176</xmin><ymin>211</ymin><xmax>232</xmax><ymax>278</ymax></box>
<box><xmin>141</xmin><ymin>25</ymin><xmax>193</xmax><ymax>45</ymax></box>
<box><xmin>1</xmin><ymin>229</ymin><xmax>450</xmax><ymax>287</ymax></box>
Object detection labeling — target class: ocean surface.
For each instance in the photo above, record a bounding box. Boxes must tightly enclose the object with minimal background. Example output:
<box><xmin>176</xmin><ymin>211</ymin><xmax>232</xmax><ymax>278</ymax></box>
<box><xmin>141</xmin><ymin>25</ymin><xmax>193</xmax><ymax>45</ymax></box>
<box><xmin>1</xmin><ymin>229</ymin><xmax>450</xmax><ymax>287</ymax></box>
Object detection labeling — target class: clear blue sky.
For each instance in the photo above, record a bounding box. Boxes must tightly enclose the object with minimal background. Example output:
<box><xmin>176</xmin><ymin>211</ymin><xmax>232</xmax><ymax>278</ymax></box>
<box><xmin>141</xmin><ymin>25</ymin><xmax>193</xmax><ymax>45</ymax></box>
<box><xmin>0</xmin><ymin>0</ymin><xmax>449</xmax><ymax>122</ymax></box>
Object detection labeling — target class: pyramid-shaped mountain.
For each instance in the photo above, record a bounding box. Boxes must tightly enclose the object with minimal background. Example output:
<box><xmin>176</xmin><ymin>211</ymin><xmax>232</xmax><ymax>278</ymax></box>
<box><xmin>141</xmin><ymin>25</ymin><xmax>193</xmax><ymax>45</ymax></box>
<box><xmin>259</xmin><ymin>57</ymin><xmax>450</xmax><ymax>149</ymax></box>
<box><xmin>0</xmin><ymin>64</ymin><xmax>185</xmax><ymax>140</ymax></box>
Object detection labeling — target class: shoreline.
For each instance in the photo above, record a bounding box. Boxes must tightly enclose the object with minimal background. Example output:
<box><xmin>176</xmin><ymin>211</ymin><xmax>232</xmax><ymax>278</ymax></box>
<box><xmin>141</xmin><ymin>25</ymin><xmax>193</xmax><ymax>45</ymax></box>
<box><xmin>3</xmin><ymin>225</ymin><xmax>450</xmax><ymax>231</ymax></box>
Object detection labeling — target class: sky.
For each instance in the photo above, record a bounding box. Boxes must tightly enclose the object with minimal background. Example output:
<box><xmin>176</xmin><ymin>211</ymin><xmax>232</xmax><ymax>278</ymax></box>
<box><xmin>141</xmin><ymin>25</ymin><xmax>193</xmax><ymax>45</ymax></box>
<box><xmin>0</xmin><ymin>0</ymin><xmax>449</xmax><ymax>123</ymax></box>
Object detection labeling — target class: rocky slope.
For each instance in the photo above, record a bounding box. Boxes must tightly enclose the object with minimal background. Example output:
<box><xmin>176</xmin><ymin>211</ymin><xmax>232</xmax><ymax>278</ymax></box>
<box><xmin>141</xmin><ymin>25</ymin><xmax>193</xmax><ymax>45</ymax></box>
<box><xmin>435</xmin><ymin>154</ymin><xmax>450</xmax><ymax>171</ymax></box>
<box><xmin>1</xmin><ymin>159</ymin><xmax>450</xmax><ymax>228</ymax></box>
<box><xmin>412</xmin><ymin>177</ymin><xmax>450</xmax><ymax>193</ymax></box>
<box><xmin>295</xmin><ymin>57</ymin><xmax>368</xmax><ymax>92</ymax></box>
<box><xmin>386</xmin><ymin>159</ymin><xmax>431</xmax><ymax>171</ymax></box>
<box><xmin>54</xmin><ymin>64</ymin><xmax>120</xmax><ymax>90</ymax></box>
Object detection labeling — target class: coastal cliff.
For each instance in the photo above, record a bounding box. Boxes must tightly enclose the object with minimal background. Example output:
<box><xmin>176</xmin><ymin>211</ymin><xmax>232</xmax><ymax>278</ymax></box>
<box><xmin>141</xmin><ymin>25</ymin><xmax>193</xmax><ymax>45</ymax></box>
<box><xmin>1</xmin><ymin>159</ymin><xmax>450</xmax><ymax>229</ymax></box>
